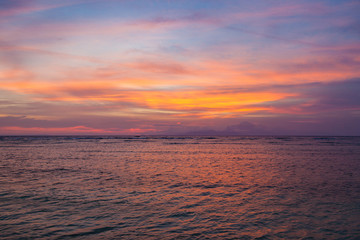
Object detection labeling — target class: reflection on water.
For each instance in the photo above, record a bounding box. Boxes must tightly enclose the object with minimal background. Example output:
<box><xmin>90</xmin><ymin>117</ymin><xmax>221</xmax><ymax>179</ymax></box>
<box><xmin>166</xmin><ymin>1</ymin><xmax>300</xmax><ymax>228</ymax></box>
<box><xmin>0</xmin><ymin>136</ymin><xmax>359</xmax><ymax>239</ymax></box>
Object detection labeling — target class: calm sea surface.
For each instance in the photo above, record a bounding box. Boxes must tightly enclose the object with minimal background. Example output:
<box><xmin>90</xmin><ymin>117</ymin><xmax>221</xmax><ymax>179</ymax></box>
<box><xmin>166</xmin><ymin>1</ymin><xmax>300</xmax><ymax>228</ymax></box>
<box><xmin>0</xmin><ymin>136</ymin><xmax>359</xmax><ymax>239</ymax></box>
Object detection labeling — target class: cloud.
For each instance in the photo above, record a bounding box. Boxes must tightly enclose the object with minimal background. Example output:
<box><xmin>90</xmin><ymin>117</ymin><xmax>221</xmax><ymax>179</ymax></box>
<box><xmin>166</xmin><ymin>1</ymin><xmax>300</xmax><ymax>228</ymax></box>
<box><xmin>252</xmin><ymin>78</ymin><xmax>360</xmax><ymax>115</ymax></box>
<box><xmin>0</xmin><ymin>0</ymin><xmax>92</xmax><ymax>19</ymax></box>
<box><xmin>275</xmin><ymin>56</ymin><xmax>360</xmax><ymax>75</ymax></box>
<box><xmin>0</xmin><ymin>125</ymin><xmax>157</xmax><ymax>135</ymax></box>
<box><xmin>302</xmin><ymin>78</ymin><xmax>360</xmax><ymax>110</ymax></box>
<box><xmin>0</xmin><ymin>116</ymin><xmax>76</xmax><ymax>128</ymax></box>
<box><xmin>128</xmin><ymin>61</ymin><xmax>192</xmax><ymax>75</ymax></box>
<box><xmin>0</xmin><ymin>115</ymin><xmax>161</xmax><ymax>135</ymax></box>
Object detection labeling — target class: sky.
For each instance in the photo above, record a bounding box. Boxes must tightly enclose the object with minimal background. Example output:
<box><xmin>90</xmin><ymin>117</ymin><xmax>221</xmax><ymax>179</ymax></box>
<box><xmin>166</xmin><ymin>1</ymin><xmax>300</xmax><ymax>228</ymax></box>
<box><xmin>0</xmin><ymin>0</ymin><xmax>359</xmax><ymax>136</ymax></box>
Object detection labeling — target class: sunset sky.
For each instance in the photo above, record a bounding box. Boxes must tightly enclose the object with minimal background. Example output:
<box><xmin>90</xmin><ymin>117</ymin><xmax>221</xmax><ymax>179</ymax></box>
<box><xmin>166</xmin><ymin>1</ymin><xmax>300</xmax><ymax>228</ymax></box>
<box><xmin>1</xmin><ymin>0</ymin><xmax>359</xmax><ymax>135</ymax></box>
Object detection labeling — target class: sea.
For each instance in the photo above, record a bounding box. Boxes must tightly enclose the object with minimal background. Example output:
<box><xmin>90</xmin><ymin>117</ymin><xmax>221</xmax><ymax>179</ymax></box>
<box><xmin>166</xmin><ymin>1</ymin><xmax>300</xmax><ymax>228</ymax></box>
<box><xmin>0</xmin><ymin>136</ymin><xmax>359</xmax><ymax>239</ymax></box>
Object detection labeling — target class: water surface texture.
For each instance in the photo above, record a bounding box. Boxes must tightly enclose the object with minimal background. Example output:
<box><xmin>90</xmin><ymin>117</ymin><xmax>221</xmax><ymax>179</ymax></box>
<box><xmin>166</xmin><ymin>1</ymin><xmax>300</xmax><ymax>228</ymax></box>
<box><xmin>0</xmin><ymin>136</ymin><xmax>359</xmax><ymax>239</ymax></box>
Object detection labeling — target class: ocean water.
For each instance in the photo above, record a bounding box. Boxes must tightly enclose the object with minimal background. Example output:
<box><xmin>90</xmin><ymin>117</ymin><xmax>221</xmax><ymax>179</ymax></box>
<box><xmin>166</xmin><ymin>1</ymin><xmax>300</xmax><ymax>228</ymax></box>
<box><xmin>0</xmin><ymin>136</ymin><xmax>359</xmax><ymax>239</ymax></box>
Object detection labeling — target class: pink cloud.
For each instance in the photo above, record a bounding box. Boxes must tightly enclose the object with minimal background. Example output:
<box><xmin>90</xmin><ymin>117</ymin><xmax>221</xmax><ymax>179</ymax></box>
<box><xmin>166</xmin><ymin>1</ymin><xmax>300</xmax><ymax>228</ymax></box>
<box><xmin>0</xmin><ymin>0</ymin><xmax>94</xmax><ymax>19</ymax></box>
<box><xmin>0</xmin><ymin>125</ymin><xmax>158</xmax><ymax>135</ymax></box>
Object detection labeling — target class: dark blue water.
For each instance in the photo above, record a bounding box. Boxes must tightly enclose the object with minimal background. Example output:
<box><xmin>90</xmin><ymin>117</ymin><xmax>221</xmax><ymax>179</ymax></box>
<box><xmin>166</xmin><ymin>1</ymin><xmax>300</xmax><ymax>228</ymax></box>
<box><xmin>0</xmin><ymin>136</ymin><xmax>359</xmax><ymax>239</ymax></box>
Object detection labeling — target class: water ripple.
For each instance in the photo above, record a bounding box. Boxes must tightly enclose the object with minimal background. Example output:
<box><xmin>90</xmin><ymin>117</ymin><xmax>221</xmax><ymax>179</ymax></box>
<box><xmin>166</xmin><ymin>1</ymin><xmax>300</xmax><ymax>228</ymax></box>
<box><xmin>0</xmin><ymin>136</ymin><xmax>359</xmax><ymax>239</ymax></box>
